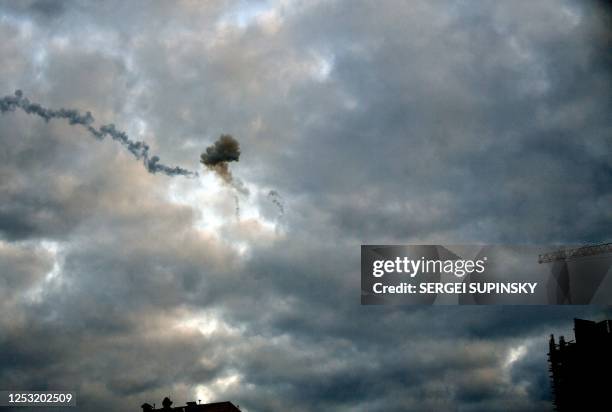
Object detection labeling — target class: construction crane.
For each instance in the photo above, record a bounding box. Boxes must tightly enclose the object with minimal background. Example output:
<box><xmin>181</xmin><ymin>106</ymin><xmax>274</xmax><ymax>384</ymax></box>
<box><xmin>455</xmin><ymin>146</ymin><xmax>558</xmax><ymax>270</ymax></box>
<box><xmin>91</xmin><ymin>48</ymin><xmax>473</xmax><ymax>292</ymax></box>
<box><xmin>538</xmin><ymin>243</ymin><xmax>612</xmax><ymax>264</ymax></box>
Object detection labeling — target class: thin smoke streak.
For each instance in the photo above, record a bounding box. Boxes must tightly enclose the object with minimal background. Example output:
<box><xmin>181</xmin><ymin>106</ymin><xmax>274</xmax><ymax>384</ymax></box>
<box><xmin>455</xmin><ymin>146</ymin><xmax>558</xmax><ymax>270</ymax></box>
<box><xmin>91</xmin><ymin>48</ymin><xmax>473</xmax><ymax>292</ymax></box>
<box><xmin>0</xmin><ymin>90</ymin><xmax>198</xmax><ymax>177</ymax></box>
<box><xmin>268</xmin><ymin>190</ymin><xmax>284</xmax><ymax>217</ymax></box>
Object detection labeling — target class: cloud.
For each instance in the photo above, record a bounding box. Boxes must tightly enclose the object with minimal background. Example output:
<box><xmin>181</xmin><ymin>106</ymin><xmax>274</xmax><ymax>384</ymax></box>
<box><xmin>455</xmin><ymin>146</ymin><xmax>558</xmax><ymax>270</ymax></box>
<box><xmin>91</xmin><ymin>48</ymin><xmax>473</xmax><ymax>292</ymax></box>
<box><xmin>0</xmin><ymin>1</ymin><xmax>611</xmax><ymax>411</ymax></box>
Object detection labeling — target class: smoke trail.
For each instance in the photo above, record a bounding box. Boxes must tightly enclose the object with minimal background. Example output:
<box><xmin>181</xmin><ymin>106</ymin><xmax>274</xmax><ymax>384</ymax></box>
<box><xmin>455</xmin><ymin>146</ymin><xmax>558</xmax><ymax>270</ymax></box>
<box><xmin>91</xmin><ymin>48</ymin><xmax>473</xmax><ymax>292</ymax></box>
<box><xmin>0</xmin><ymin>90</ymin><xmax>198</xmax><ymax>177</ymax></box>
<box><xmin>267</xmin><ymin>190</ymin><xmax>284</xmax><ymax>217</ymax></box>
<box><xmin>233</xmin><ymin>194</ymin><xmax>241</xmax><ymax>221</ymax></box>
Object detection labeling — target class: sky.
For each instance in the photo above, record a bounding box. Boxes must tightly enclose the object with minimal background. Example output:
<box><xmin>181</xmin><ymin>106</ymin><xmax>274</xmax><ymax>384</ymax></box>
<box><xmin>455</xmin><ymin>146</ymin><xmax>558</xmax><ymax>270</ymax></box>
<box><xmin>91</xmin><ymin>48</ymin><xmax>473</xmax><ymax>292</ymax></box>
<box><xmin>0</xmin><ymin>0</ymin><xmax>611</xmax><ymax>411</ymax></box>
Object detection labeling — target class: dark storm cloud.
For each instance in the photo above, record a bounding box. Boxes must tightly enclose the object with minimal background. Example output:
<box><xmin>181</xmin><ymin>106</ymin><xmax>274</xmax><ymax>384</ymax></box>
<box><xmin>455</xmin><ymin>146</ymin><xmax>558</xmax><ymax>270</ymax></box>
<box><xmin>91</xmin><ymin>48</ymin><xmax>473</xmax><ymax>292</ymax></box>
<box><xmin>273</xmin><ymin>0</ymin><xmax>612</xmax><ymax>245</ymax></box>
<box><xmin>0</xmin><ymin>0</ymin><xmax>68</xmax><ymax>19</ymax></box>
<box><xmin>1</xmin><ymin>1</ymin><xmax>612</xmax><ymax>412</ymax></box>
<box><xmin>0</xmin><ymin>90</ymin><xmax>197</xmax><ymax>177</ymax></box>
<box><xmin>0</xmin><ymin>242</ymin><xmax>53</xmax><ymax>308</ymax></box>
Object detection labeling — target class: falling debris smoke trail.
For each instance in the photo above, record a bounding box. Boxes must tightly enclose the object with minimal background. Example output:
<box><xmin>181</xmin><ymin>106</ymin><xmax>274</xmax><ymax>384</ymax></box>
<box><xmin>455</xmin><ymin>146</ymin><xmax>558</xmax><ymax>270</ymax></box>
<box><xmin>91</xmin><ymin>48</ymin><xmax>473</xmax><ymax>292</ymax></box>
<box><xmin>0</xmin><ymin>90</ymin><xmax>198</xmax><ymax>177</ymax></box>
<box><xmin>268</xmin><ymin>190</ymin><xmax>284</xmax><ymax>217</ymax></box>
<box><xmin>233</xmin><ymin>194</ymin><xmax>241</xmax><ymax>221</ymax></box>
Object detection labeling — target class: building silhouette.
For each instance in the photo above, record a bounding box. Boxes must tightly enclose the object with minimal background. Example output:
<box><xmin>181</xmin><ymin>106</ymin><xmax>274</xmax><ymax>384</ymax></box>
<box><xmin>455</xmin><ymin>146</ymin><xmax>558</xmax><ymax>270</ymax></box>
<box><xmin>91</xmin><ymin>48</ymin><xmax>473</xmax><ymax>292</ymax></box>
<box><xmin>141</xmin><ymin>397</ymin><xmax>241</xmax><ymax>412</ymax></box>
<box><xmin>548</xmin><ymin>318</ymin><xmax>611</xmax><ymax>411</ymax></box>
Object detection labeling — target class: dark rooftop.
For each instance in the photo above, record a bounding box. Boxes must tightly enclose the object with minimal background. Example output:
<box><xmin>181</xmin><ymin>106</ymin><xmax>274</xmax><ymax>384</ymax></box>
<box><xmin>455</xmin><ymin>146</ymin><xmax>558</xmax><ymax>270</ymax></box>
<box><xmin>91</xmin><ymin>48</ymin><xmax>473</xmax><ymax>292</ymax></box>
<box><xmin>141</xmin><ymin>398</ymin><xmax>240</xmax><ymax>412</ymax></box>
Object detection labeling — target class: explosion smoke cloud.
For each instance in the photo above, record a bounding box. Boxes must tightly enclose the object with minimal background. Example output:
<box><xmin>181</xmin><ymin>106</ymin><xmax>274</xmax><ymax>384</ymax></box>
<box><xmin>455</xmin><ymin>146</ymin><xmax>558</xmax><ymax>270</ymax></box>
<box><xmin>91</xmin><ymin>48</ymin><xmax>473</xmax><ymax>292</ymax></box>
<box><xmin>200</xmin><ymin>134</ymin><xmax>241</xmax><ymax>184</ymax></box>
<box><xmin>0</xmin><ymin>90</ymin><xmax>197</xmax><ymax>177</ymax></box>
<box><xmin>201</xmin><ymin>133</ymin><xmax>249</xmax><ymax>200</ymax></box>
<box><xmin>199</xmin><ymin>135</ymin><xmax>248</xmax><ymax>220</ymax></box>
